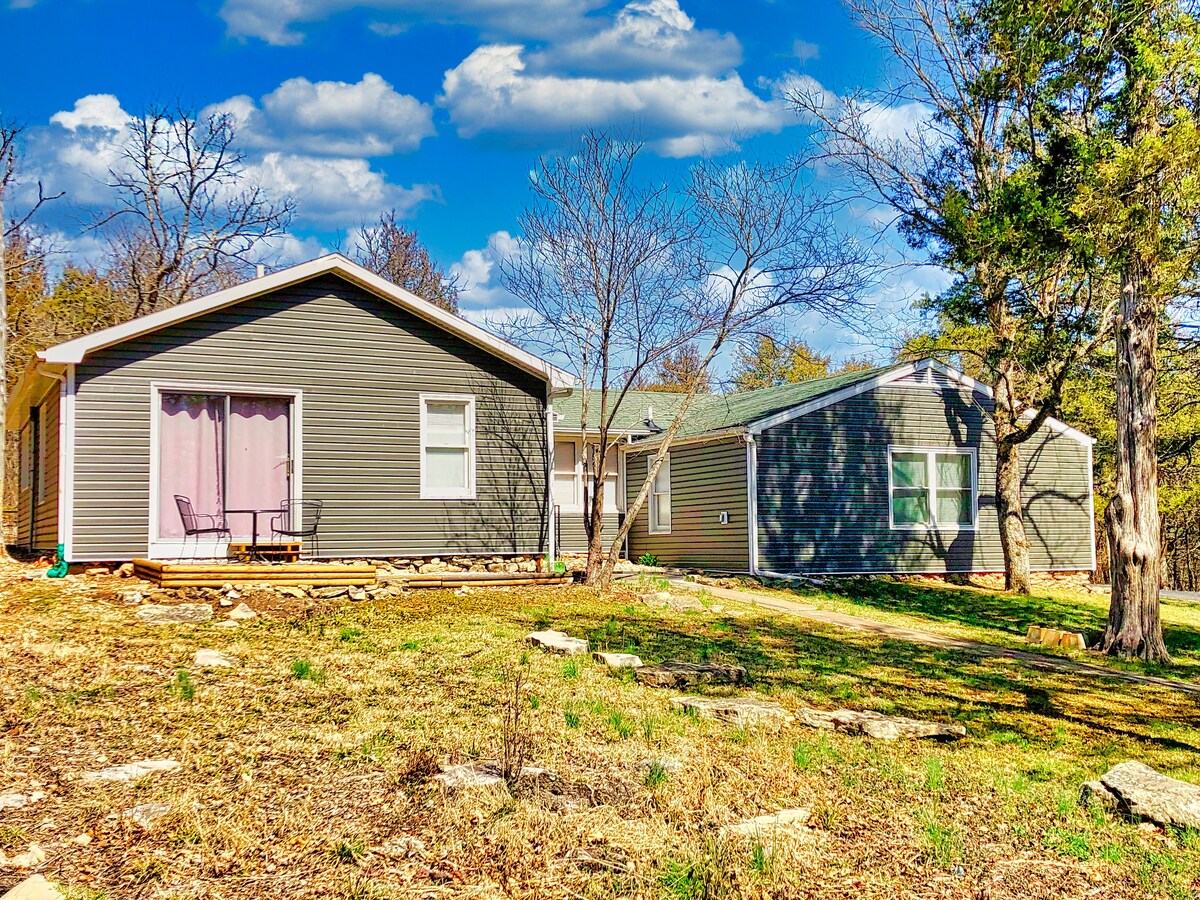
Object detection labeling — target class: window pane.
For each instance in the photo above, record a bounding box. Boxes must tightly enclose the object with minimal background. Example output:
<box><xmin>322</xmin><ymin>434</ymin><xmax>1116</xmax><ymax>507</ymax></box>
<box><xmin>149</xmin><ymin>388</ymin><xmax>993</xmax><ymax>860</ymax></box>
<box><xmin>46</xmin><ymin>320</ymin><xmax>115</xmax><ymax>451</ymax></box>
<box><xmin>426</xmin><ymin>447</ymin><xmax>467</xmax><ymax>490</ymax></box>
<box><xmin>653</xmin><ymin>457</ymin><xmax>671</xmax><ymax>492</ymax></box>
<box><xmin>426</xmin><ymin>402</ymin><xmax>466</xmax><ymax>447</ymax></box>
<box><xmin>892</xmin><ymin>489</ymin><xmax>929</xmax><ymax>526</ymax></box>
<box><xmin>653</xmin><ymin>494</ymin><xmax>671</xmax><ymax>528</ymax></box>
<box><xmin>936</xmin><ymin>453</ymin><xmax>971</xmax><ymax>489</ymax></box>
<box><xmin>891</xmin><ymin>452</ymin><xmax>927</xmax><ymax>488</ymax></box>
<box><xmin>604</xmin><ymin>473</ymin><xmax>620</xmax><ymax>512</ymax></box>
<box><xmin>554</xmin><ymin>440</ymin><xmax>576</xmax><ymax>472</ymax></box>
<box><xmin>553</xmin><ymin>473</ymin><xmax>576</xmax><ymax>507</ymax></box>
<box><xmin>936</xmin><ymin>489</ymin><xmax>973</xmax><ymax>526</ymax></box>
<box><xmin>604</xmin><ymin>445</ymin><xmax>618</xmax><ymax>471</ymax></box>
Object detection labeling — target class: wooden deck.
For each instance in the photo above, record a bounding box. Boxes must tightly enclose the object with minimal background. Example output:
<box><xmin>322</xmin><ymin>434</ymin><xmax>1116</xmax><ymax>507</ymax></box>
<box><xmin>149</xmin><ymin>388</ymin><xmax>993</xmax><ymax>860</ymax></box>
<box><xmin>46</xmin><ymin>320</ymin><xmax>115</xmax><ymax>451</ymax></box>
<box><xmin>133</xmin><ymin>559</ymin><xmax>377</xmax><ymax>589</ymax></box>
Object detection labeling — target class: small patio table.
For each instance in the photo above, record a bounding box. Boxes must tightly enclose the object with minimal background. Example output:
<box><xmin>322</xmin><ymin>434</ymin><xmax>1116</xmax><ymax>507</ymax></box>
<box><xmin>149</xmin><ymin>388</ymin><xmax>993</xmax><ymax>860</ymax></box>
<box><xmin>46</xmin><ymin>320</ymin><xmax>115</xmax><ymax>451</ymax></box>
<box><xmin>224</xmin><ymin>508</ymin><xmax>275</xmax><ymax>561</ymax></box>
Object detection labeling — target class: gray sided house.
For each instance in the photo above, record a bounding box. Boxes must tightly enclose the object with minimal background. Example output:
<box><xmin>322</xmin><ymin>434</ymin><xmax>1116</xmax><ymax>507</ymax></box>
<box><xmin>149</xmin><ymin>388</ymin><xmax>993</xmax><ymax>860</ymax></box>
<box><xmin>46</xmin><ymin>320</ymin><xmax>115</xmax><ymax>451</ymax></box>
<box><xmin>622</xmin><ymin>362</ymin><xmax>1096</xmax><ymax>577</ymax></box>
<box><xmin>6</xmin><ymin>254</ymin><xmax>572</xmax><ymax>562</ymax></box>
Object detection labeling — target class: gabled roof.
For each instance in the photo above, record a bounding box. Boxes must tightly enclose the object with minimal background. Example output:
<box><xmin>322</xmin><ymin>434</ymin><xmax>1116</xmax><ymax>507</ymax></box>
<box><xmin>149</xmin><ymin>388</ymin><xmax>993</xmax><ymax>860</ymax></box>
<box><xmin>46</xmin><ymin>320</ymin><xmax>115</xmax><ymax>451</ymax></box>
<box><xmin>620</xmin><ymin>358</ymin><xmax>1094</xmax><ymax>447</ymax></box>
<box><xmin>33</xmin><ymin>254</ymin><xmax>574</xmax><ymax>392</ymax></box>
<box><xmin>554</xmin><ymin>389</ymin><xmax>695</xmax><ymax>434</ymax></box>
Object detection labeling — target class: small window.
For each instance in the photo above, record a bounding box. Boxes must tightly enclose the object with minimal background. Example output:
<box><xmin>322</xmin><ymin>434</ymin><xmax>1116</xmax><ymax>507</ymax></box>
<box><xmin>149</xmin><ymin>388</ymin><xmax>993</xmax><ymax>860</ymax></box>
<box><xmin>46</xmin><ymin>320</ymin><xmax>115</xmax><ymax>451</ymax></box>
<box><xmin>553</xmin><ymin>440</ymin><xmax>578</xmax><ymax>509</ymax></box>
<box><xmin>37</xmin><ymin>408</ymin><xmax>49</xmax><ymax>504</ymax></box>
<box><xmin>18</xmin><ymin>423</ymin><xmax>31</xmax><ymax>491</ymax></box>
<box><xmin>889</xmin><ymin>447</ymin><xmax>975</xmax><ymax>529</ymax></box>
<box><xmin>420</xmin><ymin>394</ymin><xmax>475</xmax><ymax>499</ymax></box>
<box><xmin>649</xmin><ymin>454</ymin><xmax>671</xmax><ymax>534</ymax></box>
<box><xmin>585</xmin><ymin>442</ymin><xmax>621</xmax><ymax>513</ymax></box>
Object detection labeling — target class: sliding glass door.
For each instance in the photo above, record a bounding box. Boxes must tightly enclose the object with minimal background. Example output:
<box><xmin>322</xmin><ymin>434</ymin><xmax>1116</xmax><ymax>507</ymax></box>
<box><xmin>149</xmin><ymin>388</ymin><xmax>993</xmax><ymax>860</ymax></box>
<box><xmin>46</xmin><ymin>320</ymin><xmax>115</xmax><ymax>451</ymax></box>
<box><xmin>157</xmin><ymin>392</ymin><xmax>292</xmax><ymax>542</ymax></box>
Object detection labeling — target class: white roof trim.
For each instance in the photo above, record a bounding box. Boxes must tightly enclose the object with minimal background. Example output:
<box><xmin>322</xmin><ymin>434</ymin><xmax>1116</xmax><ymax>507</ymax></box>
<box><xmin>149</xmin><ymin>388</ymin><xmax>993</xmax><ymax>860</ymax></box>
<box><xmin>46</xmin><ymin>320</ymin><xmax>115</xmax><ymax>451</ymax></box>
<box><xmin>36</xmin><ymin>253</ymin><xmax>574</xmax><ymax>392</ymax></box>
<box><xmin>747</xmin><ymin>358</ymin><xmax>1094</xmax><ymax>447</ymax></box>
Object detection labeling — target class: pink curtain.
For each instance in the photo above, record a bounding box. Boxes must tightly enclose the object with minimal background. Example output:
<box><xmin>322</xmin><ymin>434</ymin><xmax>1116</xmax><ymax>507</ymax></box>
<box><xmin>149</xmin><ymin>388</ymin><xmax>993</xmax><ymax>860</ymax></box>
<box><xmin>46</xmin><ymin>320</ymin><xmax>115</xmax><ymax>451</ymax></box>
<box><xmin>158</xmin><ymin>394</ymin><xmax>224</xmax><ymax>539</ymax></box>
<box><xmin>226</xmin><ymin>397</ymin><xmax>291</xmax><ymax>539</ymax></box>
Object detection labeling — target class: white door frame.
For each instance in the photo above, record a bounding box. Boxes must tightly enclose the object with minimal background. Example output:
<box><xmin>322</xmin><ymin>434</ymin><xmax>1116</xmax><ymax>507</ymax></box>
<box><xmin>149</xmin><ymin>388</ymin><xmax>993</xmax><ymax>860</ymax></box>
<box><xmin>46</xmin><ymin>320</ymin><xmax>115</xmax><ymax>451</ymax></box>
<box><xmin>148</xmin><ymin>380</ymin><xmax>304</xmax><ymax>559</ymax></box>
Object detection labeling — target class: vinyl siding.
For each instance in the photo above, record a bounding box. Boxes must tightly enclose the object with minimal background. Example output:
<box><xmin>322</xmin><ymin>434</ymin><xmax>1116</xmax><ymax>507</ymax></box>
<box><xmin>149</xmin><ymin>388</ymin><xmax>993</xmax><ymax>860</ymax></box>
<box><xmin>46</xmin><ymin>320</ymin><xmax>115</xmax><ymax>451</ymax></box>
<box><xmin>756</xmin><ymin>383</ymin><xmax>1093</xmax><ymax>574</ymax></box>
<box><xmin>556</xmin><ymin>509</ymin><xmax>621</xmax><ymax>555</ymax></box>
<box><xmin>33</xmin><ymin>392</ymin><xmax>59</xmax><ymax>550</ymax></box>
<box><xmin>625</xmin><ymin>438</ymin><xmax>750</xmax><ymax>570</ymax></box>
<box><xmin>71</xmin><ymin>273</ymin><xmax>549</xmax><ymax>560</ymax></box>
<box><xmin>16</xmin><ymin>386</ymin><xmax>60</xmax><ymax>551</ymax></box>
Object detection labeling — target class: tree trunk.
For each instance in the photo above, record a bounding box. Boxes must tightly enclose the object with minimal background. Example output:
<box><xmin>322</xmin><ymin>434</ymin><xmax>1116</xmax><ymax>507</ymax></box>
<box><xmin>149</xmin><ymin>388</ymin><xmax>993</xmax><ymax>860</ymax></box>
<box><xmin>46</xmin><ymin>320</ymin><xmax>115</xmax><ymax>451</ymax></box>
<box><xmin>1103</xmin><ymin>262</ymin><xmax>1170</xmax><ymax>662</ymax></box>
<box><xmin>583</xmin><ymin>443</ymin><xmax>607</xmax><ymax>587</ymax></box>
<box><xmin>992</xmin><ymin>366</ymin><xmax>1032</xmax><ymax>595</ymax></box>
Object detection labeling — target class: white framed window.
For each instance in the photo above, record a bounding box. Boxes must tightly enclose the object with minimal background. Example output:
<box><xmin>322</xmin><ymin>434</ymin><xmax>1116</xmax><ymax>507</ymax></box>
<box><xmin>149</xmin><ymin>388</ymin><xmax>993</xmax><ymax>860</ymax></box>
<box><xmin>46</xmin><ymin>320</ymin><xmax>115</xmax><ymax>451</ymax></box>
<box><xmin>18</xmin><ymin>423</ymin><xmax>32</xmax><ymax>491</ymax></box>
<box><xmin>553</xmin><ymin>440</ymin><xmax>578</xmax><ymax>509</ymax></box>
<box><xmin>586</xmin><ymin>442</ymin><xmax>621</xmax><ymax>513</ymax></box>
<box><xmin>420</xmin><ymin>393</ymin><xmax>476</xmax><ymax>499</ymax></box>
<box><xmin>889</xmin><ymin>446</ymin><xmax>976</xmax><ymax>530</ymax></box>
<box><xmin>37</xmin><ymin>407</ymin><xmax>49</xmax><ymax>504</ymax></box>
<box><xmin>649</xmin><ymin>453</ymin><xmax>671</xmax><ymax>534</ymax></box>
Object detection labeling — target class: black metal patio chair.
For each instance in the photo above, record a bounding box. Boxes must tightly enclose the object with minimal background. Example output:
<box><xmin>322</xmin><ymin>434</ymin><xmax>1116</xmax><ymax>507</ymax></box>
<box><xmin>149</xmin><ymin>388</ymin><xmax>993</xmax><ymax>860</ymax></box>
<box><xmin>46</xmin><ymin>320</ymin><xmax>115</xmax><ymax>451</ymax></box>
<box><xmin>174</xmin><ymin>494</ymin><xmax>231</xmax><ymax>559</ymax></box>
<box><xmin>270</xmin><ymin>499</ymin><xmax>323</xmax><ymax>559</ymax></box>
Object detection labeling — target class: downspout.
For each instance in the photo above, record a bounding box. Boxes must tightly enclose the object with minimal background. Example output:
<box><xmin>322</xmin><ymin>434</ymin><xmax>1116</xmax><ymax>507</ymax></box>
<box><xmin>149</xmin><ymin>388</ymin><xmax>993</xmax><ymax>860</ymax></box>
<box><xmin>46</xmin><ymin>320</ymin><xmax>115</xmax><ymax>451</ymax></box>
<box><xmin>546</xmin><ymin>384</ymin><xmax>556</xmax><ymax>565</ymax></box>
<box><xmin>36</xmin><ymin>365</ymin><xmax>68</xmax><ymax>578</ymax></box>
<box><xmin>746</xmin><ymin>433</ymin><xmax>759</xmax><ymax>578</ymax></box>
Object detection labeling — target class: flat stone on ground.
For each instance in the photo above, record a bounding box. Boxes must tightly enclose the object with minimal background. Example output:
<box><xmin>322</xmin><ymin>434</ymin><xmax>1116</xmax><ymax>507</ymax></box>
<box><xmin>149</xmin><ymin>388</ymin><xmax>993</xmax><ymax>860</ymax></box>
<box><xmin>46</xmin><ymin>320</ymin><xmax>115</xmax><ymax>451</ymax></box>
<box><xmin>135</xmin><ymin>604</ymin><xmax>212</xmax><ymax>625</ymax></box>
<box><xmin>0</xmin><ymin>875</ymin><xmax>64</xmax><ymax>900</ymax></box>
<box><xmin>794</xmin><ymin>707</ymin><xmax>966</xmax><ymax>740</ymax></box>
<box><xmin>227</xmin><ymin>602</ymin><xmax>258</xmax><ymax>620</ymax></box>
<box><xmin>527</xmin><ymin>630</ymin><xmax>589</xmax><ymax>655</ymax></box>
<box><xmin>637</xmin><ymin>660</ymin><xmax>746</xmax><ymax>688</ymax></box>
<box><xmin>1096</xmin><ymin>760</ymin><xmax>1200</xmax><ymax>830</ymax></box>
<box><xmin>124</xmin><ymin>802</ymin><xmax>174</xmax><ymax>830</ymax></box>
<box><xmin>0</xmin><ymin>791</ymin><xmax>44</xmax><ymax>811</ymax></box>
<box><xmin>81</xmin><ymin>758</ymin><xmax>181</xmax><ymax>783</ymax></box>
<box><xmin>671</xmin><ymin>695</ymin><xmax>794</xmax><ymax>728</ymax></box>
<box><xmin>433</xmin><ymin>761</ymin><xmax>547</xmax><ymax>792</ymax></box>
<box><xmin>593</xmin><ymin>651</ymin><xmax>643</xmax><ymax>668</ymax></box>
<box><xmin>721</xmin><ymin>808</ymin><xmax>811</xmax><ymax>838</ymax></box>
<box><xmin>193</xmin><ymin>649</ymin><xmax>238</xmax><ymax>668</ymax></box>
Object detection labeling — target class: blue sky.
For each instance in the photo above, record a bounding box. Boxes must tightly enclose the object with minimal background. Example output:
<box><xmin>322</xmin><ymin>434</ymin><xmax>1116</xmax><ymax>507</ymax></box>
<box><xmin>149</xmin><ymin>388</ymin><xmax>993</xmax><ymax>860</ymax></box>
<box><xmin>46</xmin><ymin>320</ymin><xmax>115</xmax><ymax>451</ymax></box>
<box><xmin>0</xmin><ymin>0</ymin><xmax>944</xmax><ymax>364</ymax></box>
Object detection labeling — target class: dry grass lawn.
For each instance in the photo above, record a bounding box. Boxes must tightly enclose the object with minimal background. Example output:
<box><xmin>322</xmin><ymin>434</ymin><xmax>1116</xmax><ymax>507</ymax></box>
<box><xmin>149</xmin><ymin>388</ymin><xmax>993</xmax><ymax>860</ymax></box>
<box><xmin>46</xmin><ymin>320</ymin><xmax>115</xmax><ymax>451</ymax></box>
<box><xmin>1</xmin><ymin>571</ymin><xmax>1198</xmax><ymax>899</ymax></box>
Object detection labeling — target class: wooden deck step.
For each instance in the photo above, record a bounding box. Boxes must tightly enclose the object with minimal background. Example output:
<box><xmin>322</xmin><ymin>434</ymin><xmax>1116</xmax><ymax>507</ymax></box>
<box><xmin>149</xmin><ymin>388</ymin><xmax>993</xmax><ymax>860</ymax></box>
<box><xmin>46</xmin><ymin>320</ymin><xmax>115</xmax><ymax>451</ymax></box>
<box><xmin>133</xmin><ymin>559</ymin><xmax>376</xmax><ymax>588</ymax></box>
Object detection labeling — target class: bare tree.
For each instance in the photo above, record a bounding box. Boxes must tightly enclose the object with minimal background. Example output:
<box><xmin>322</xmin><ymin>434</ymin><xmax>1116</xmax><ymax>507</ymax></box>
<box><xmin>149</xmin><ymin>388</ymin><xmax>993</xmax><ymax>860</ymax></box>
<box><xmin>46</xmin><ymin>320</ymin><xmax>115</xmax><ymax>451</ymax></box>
<box><xmin>501</xmin><ymin>132</ymin><xmax>699</xmax><ymax>585</ymax></box>
<box><xmin>597</xmin><ymin>158</ymin><xmax>876</xmax><ymax>586</ymax></box>
<box><xmin>2</xmin><ymin>121</ymin><xmax>63</xmax><ymax>553</ymax></box>
<box><xmin>791</xmin><ymin>0</ymin><xmax>1114</xmax><ymax>595</ymax></box>
<box><xmin>351</xmin><ymin>210</ymin><xmax>460</xmax><ymax>312</ymax></box>
<box><xmin>98</xmin><ymin>106</ymin><xmax>295</xmax><ymax>317</ymax></box>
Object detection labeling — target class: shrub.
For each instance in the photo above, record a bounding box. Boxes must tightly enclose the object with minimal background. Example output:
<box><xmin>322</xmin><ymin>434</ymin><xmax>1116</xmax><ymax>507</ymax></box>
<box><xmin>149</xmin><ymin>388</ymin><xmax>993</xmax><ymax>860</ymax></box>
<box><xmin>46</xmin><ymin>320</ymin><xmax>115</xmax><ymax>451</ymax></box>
<box><xmin>638</xmin><ymin>553</ymin><xmax>660</xmax><ymax>567</ymax></box>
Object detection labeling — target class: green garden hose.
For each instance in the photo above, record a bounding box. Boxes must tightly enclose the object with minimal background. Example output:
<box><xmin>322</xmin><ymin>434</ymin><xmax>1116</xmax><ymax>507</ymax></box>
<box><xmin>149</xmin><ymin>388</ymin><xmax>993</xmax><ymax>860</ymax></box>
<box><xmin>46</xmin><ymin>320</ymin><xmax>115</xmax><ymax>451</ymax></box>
<box><xmin>47</xmin><ymin>543</ymin><xmax>68</xmax><ymax>578</ymax></box>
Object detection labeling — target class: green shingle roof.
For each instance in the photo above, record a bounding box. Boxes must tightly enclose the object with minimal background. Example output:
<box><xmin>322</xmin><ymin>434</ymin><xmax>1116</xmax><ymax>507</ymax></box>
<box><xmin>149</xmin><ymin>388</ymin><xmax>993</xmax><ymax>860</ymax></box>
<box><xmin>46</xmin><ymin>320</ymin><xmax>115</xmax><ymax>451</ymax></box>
<box><xmin>554</xmin><ymin>365</ymin><xmax>897</xmax><ymax>439</ymax></box>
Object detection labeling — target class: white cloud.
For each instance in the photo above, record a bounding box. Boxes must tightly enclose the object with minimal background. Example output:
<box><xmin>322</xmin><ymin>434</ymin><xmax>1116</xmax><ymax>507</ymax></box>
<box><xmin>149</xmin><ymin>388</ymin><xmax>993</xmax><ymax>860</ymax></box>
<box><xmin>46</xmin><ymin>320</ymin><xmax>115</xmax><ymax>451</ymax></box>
<box><xmin>531</xmin><ymin>0</ymin><xmax>741</xmax><ymax>77</ymax></box>
<box><xmin>439</xmin><ymin>44</ymin><xmax>790</xmax><ymax>156</ymax></box>
<box><xmin>450</xmin><ymin>230</ymin><xmax>524</xmax><ymax>309</ymax></box>
<box><xmin>49</xmin><ymin>94</ymin><xmax>130</xmax><ymax>132</ymax></box>
<box><xmin>248</xmin><ymin>232</ymin><xmax>330</xmax><ymax>267</ymax></box>
<box><xmin>218</xmin><ymin>0</ymin><xmax>600</xmax><ymax>46</ymax></box>
<box><xmin>247</xmin><ymin>152</ymin><xmax>438</xmax><ymax>225</ymax></box>
<box><xmin>791</xmin><ymin>38</ymin><xmax>819</xmax><ymax>62</ymax></box>
<box><xmin>206</xmin><ymin>73</ymin><xmax>434</xmax><ymax>157</ymax></box>
<box><xmin>856</xmin><ymin>100</ymin><xmax>935</xmax><ymax>143</ymax></box>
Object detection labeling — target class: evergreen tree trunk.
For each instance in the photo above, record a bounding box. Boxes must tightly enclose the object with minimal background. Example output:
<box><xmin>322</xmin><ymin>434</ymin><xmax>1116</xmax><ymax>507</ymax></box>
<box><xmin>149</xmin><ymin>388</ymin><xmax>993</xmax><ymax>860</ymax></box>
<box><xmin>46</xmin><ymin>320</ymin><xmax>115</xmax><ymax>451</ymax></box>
<box><xmin>990</xmin><ymin>311</ymin><xmax>1032</xmax><ymax>595</ymax></box>
<box><xmin>1103</xmin><ymin>262</ymin><xmax>1170</xmax><ymax>661</ymax></box>
<box><xmin>994</xmin><ymin>432</ymin><xmax>1032</xmax><ymax>595</ymax></box>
